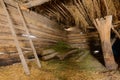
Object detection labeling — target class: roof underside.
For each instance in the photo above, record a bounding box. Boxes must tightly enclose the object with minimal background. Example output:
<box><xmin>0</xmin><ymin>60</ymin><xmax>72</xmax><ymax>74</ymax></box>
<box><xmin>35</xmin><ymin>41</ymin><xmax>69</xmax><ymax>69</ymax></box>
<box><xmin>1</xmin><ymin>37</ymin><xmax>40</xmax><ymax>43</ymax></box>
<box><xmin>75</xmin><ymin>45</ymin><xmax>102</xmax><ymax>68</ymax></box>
<box><xmin>26</xmin><ymin>0</ymin><xmax>120</xmax><ymax>32</ymax></box>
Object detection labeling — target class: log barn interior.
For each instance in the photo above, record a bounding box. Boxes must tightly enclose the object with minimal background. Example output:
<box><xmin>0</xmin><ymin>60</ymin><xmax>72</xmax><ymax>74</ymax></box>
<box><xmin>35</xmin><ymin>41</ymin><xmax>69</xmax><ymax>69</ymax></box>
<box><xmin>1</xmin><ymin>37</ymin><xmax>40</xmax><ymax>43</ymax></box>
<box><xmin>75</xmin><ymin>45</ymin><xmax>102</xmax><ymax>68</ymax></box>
<box><xmin>0</xmin><ymin>0</ymin><xmax>120</xmax><ymax>80</ymax></box>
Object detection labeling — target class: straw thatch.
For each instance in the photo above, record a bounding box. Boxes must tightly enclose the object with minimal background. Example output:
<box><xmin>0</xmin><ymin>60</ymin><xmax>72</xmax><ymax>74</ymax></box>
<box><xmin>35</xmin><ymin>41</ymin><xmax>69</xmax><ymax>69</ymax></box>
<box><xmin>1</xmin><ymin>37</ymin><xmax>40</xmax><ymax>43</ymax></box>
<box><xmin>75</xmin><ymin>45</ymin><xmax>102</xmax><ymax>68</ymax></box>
<box><xmin>32</xmin><ymin>0</ymin><xmax>120</xmax><ymax>31</ymax></box>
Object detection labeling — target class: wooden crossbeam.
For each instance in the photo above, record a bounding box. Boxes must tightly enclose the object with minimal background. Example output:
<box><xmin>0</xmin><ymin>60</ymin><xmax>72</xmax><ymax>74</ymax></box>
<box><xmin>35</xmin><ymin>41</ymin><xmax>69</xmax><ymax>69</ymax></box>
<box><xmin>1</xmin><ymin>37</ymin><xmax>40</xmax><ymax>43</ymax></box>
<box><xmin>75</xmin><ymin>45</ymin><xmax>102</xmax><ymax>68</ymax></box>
<box><xmin>1</xmin><ymin>0</ymin><xmax>30</xmax><ymax>75</ymax></box>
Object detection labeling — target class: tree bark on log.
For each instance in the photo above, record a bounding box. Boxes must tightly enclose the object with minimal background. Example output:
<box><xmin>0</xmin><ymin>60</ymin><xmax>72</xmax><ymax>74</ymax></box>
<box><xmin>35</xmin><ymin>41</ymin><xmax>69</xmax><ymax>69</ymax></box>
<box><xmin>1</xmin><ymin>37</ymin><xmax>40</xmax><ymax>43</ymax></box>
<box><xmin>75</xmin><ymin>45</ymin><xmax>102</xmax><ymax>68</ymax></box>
<box><xmin>94</xmin><ymin>15</ymin><xmax>118</xmax><ymax>70</ymax></box>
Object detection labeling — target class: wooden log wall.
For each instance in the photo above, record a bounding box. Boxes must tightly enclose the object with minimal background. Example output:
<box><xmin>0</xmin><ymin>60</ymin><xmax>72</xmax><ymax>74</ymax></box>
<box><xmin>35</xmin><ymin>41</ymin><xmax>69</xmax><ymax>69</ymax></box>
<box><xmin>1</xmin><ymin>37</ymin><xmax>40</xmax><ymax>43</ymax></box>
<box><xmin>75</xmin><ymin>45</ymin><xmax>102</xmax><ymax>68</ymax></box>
<box><xmin>0</xmin><ymin>1</ymin><xmax>67</xmax><ymax>54</ymax></box>
<box><xmin>67</xmin><ymin>30</ymin><xmax>99</xmax><ymax>49</ymax></box>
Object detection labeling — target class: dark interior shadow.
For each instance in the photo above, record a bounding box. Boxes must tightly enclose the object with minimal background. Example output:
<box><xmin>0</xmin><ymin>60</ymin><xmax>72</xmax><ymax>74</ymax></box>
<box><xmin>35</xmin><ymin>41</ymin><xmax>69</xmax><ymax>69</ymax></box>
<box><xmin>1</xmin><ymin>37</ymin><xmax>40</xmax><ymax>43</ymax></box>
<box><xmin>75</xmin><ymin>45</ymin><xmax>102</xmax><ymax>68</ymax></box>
<box><xmin>112</xmin><ymin>38</ymin><xmax>120</xmax><ymax>68</ymax></box>
<box><xmin>88</xmin><ymin>37</ymin><xmax>120</xmax><ymax>68</ymax></box>
<box><xmin>88</xmin><ymin>38</ymin><xmax>105</xmax><ymax>66</ymax></box>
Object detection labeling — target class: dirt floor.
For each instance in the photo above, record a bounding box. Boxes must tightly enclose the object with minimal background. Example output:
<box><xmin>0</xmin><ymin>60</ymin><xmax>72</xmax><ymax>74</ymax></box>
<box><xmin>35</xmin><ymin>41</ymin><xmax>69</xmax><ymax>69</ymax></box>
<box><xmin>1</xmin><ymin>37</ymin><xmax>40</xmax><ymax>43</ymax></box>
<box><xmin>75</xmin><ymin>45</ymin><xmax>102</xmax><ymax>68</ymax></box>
<box><xmin>0</xmin><ymin>50</ymin><xmax>120</xmax><ymax>80</ymax></box>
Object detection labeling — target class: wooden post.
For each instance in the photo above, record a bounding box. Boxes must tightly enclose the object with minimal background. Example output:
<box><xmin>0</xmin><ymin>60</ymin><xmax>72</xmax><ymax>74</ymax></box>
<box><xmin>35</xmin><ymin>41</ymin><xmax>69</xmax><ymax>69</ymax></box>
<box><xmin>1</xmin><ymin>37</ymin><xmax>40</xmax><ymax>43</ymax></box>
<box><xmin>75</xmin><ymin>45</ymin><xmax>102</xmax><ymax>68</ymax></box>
<box><xmin>94</xmin><ymin>15</ymin><xmax>118</xmax><ymax>70</ymax></box>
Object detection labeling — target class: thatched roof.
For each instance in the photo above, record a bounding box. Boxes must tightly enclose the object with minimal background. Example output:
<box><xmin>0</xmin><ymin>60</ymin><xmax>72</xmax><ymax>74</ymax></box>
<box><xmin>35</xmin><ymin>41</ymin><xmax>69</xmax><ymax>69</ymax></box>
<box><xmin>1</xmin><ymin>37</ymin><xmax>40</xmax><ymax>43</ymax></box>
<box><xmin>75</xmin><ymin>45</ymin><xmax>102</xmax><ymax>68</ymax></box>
<box><xmin>29</xmin><ymin>0</ymin><xmax>120</xmax><ymax>32</ymax></box>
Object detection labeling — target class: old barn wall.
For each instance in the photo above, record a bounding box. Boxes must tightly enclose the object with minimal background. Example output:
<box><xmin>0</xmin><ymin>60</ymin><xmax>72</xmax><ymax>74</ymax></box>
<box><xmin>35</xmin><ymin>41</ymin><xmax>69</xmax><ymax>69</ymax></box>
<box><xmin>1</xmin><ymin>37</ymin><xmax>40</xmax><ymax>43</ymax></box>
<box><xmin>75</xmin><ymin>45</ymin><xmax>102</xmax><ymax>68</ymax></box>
<box><xmin>0</xmin><ymin>1</ymin><xmax>67</xmax><ymax>54</ymax></box>
<box><xmin>67</xmin><ymin>31</ymin><xmax>99</xmax><ymax>49</ymax></box>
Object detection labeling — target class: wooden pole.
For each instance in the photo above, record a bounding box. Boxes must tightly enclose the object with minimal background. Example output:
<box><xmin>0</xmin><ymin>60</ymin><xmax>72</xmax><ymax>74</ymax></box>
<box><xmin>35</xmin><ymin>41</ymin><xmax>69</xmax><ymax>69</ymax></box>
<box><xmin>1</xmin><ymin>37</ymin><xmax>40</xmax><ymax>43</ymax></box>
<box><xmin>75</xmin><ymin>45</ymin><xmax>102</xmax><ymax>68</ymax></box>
<box><xmin>94</xmin><ymin>15</ymin><xmax>118</xmax><ymax>70</ymax></box>
<box><xmin>17</xmin><ymin>3</ymin><xmax>41</xmax><ymax>68</ymax></box>
<box><xmin>1</xmin><ymin>0</ymin><xmax>30</xmax><ymax>75</ymax></box>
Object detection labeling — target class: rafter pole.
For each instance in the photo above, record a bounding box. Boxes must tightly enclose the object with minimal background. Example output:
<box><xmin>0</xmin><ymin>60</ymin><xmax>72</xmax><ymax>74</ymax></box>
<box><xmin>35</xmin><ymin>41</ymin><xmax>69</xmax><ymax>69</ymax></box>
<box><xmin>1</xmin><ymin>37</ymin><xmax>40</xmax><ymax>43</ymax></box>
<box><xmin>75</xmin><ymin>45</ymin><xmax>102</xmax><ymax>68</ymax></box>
<box><xmin>17</xmin><ymin>3</ymin><xmax>41</xmax><ymax>68</ymax></box>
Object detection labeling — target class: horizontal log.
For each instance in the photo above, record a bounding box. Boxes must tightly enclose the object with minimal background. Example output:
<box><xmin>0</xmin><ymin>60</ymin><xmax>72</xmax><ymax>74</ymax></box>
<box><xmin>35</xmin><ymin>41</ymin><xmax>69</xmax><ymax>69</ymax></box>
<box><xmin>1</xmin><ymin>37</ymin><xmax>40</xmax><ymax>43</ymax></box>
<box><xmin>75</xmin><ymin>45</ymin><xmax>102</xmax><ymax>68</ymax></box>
<box><xmin>0</xmin><ymin>51</ymin><xmax>41</xmax><ymax>66</ymax></box>
<box><xmin>42</xmin><ymin>52</ymin><xmax>59</xmax><ymax>60</ymax></box>
<box><xmin>69</xmin><ymin>44</ymin><xmax>90</xmax><ymax>49</ymax></box>
<box><xmin>41</xmin><ymin>49</ymin><xmax>56</xmax><ymax>56</ymax></box>
<box><xmin>57</xmin><ymin>49</ymin><xmax>78</xmax><ymax>60</ymax></box>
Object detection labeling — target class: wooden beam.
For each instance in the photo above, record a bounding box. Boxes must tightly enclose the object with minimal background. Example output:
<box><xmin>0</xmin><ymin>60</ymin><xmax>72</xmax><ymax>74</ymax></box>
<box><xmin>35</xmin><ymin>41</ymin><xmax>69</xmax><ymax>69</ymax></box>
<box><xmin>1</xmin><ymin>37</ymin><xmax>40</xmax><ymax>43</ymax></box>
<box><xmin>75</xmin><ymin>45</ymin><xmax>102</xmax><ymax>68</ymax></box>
<box><xmin>22</xmin><ymin>0</ymin><xmax>51</xmax><ymax>8</ymax></box>
<box><xmin>94</xmin><ymin>15</ymin><xmax>118</xmax><ymax>70</ymax></box>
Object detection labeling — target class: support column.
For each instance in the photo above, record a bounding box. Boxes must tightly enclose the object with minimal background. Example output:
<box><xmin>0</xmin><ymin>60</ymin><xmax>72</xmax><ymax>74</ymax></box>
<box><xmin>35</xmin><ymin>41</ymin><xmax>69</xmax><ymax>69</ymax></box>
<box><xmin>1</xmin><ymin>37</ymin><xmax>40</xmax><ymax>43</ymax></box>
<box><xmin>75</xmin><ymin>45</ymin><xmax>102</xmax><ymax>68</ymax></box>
<box><xmin>94</xmin><ymin>15</ymin><xmax>118</xmax><ymax>70</ymax></box>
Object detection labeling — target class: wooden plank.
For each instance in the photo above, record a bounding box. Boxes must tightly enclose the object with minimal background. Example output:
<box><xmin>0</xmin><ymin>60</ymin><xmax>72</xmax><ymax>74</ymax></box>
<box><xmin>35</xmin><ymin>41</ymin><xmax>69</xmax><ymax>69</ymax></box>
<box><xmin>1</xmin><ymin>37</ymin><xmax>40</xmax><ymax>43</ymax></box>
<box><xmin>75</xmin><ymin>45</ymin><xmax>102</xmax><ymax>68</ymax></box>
<box><xmin>1</xmin><ymin>0</ymin><xmax>30</xmax><ymax>75</ymax></box>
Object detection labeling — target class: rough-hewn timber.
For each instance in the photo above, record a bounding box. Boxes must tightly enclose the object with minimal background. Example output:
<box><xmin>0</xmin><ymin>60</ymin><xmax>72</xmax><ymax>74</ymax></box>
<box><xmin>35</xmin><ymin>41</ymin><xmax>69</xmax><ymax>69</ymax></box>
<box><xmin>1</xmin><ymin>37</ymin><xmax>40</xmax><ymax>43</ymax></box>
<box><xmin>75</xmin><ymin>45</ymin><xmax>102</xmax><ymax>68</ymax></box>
<box><xmin>94</xmin><ymin>15</ymin><xmax>118</xmax><ymax>70</ymax></box>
